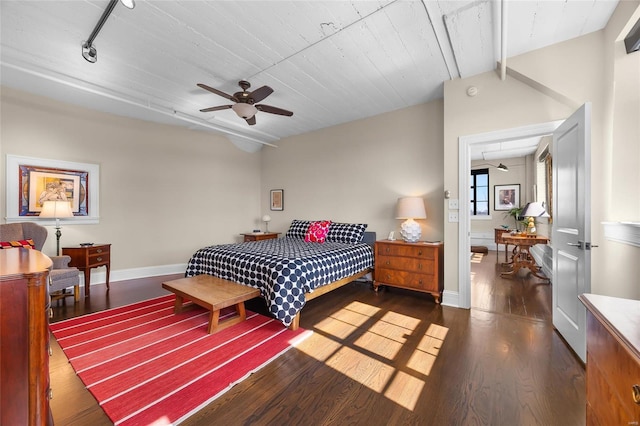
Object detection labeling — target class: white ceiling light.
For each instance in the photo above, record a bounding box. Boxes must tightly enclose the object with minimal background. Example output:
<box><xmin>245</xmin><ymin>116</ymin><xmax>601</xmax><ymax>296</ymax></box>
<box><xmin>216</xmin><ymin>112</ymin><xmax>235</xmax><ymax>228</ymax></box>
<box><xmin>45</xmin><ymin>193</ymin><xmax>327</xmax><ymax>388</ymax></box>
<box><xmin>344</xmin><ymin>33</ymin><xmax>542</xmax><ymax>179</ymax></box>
<box><xmin>231</xmin><ymin>103</ymin><xmax>257</xmax><ymax>119</ymax></box>
<box><xmin>120</xmin><ymin>0</ymin><xmax>135</xmax><ymax>9</ymax></box>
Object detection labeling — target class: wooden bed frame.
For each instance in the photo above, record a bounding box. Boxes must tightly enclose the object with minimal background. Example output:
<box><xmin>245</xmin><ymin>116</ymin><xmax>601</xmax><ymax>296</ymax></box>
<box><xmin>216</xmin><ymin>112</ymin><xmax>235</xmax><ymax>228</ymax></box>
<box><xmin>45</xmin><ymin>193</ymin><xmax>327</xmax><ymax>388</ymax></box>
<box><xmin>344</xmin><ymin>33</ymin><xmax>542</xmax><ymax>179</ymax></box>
<box><xmin>288</xmin><ymin>267</ymin><xmax>372</xmax><ymax>331</ymax></box>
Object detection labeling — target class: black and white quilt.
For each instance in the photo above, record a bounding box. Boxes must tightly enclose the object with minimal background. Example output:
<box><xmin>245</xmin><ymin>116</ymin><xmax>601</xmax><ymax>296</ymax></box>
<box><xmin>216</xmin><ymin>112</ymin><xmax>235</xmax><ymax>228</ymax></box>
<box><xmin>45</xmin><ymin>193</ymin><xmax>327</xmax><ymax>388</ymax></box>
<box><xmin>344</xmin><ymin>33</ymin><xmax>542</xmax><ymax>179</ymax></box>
<box><xmin>185</xmin><ymin>237</ymin><xmax>374</xmax><ymax>326</ymax></box>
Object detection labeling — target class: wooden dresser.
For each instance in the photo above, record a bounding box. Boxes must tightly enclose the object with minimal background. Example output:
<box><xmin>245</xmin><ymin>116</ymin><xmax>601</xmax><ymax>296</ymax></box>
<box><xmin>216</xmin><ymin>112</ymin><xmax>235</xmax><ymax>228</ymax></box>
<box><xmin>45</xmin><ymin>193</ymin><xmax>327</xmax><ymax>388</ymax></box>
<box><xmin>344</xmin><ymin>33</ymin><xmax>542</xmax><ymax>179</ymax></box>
<box><xmin>0</xmin><ymin>249</ymin><xmax>53</xmax><ymax>425</ymax></box>
<box><xmin>579</xmin><ymin>293</ymin><xmax>640</xmax><ymax>425</ymax></box>
<box><xmin>374</xmin><ymin>240</ymin><xmax>444</xmax><ymax>303</ymax></box>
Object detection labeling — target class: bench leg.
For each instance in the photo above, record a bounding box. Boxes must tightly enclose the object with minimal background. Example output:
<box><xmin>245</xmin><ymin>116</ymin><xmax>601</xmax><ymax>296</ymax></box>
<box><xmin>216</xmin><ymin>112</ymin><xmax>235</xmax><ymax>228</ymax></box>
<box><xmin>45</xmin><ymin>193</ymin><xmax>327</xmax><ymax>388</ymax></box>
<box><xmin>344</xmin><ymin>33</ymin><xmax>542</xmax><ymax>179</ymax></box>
<box><xmin>208</xmin><ymin>309</ymin><xmax>221</xmax><ymax>334</ymax></box>
<box><xmin>289</xmin><ymin>313</ymin><xmax>300</xmax><ymax>331</ymax></box>
<box><xmin>173</xmin><ymin>295</ymin><xmax>185</xmax><ymax>313</ymax></box>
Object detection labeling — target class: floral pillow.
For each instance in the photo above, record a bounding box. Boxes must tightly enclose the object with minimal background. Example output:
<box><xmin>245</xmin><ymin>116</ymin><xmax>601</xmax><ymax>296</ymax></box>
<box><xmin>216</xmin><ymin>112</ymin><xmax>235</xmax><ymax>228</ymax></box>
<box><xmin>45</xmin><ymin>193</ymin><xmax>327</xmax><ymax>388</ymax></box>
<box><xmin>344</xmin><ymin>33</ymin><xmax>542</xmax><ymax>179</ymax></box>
<box><xmin>0</xmin><ymin>239</ymin><xmax>35</xmax><ymax>249</ymax></box>
<box><xmin>304</xmin><ymin>220</ymin><xmax>332</xmax><ymax>243</ymax></box>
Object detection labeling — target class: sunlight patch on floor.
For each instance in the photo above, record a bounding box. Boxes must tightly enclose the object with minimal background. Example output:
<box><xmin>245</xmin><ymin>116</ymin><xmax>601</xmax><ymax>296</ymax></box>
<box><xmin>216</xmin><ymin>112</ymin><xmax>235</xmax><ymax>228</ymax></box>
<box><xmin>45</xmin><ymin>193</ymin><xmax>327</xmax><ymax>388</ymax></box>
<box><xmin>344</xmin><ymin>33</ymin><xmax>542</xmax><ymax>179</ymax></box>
<box><xmin>297</xmin><ymin>301</ymin><xmax>449</xmax><ymax>412</ymax></box>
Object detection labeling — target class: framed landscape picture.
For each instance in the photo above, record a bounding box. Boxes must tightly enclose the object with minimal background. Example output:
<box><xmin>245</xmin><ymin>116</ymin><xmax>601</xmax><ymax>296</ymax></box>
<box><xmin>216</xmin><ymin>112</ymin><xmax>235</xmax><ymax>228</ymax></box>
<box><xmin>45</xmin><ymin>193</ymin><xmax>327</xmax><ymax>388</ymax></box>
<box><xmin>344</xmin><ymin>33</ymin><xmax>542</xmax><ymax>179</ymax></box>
<box><xmin>494</xmin><ymin>184</ymin><xmax>520</xmax><ymax>211</ymax></box>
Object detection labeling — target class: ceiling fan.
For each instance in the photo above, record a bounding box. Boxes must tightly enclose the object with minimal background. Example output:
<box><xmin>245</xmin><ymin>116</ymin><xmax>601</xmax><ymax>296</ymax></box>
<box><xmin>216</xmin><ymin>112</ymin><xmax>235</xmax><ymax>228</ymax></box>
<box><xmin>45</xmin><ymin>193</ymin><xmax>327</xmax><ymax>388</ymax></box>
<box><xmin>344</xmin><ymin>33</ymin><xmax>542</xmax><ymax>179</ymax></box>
<box><xmin>197</xmin><ymin>80</ymin><xmax>293</xmax><ymax>125</ymax></box>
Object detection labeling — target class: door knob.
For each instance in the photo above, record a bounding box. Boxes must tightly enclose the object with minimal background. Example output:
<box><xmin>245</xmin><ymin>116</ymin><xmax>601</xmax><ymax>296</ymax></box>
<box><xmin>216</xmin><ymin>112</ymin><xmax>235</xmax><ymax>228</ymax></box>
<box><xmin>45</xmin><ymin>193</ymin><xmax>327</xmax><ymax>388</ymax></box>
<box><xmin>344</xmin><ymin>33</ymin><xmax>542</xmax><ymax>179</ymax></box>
<box><xmin>567</xmin><ymin>241</ymin><xmax>584</xmax><ymax>249</ymax></box>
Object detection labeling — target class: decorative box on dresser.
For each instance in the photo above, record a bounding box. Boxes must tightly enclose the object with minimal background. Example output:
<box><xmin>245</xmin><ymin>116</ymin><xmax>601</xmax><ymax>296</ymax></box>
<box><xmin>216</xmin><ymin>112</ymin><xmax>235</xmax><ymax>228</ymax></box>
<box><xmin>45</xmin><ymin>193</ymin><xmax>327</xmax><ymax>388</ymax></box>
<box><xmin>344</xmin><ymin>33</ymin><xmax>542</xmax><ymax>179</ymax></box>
<box><xmin>374</xmin><ymin>240</ymin><xmax>444</xmax><ymax>303</ymax></box>
<box><xmin>0</xmin><ymin>249</ymin><xmax>53</xmax><ymax>425</ymax></box>
<box><xmin>579</xmin><ymin>293</ymin><xmax>640</xmax><ymax>425</ymax></box>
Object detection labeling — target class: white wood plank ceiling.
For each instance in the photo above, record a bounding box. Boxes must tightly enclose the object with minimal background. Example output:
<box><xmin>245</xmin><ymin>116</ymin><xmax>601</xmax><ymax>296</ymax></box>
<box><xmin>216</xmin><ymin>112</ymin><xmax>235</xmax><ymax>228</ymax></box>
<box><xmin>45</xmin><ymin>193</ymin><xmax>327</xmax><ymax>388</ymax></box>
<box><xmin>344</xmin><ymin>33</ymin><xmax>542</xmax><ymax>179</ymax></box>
<box><xmin>0</xmin><ymin>1</ymin><xmax>618</xmax><ymax>148</ymax></box>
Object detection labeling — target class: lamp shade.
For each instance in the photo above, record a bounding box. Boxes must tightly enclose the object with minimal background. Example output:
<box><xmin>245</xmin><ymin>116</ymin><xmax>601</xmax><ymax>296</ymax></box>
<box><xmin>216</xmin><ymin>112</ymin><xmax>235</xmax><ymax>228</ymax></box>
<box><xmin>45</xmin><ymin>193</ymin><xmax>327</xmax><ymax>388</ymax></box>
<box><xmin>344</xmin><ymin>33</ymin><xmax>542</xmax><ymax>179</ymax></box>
<box><xmin>39</xmin><ymin>200</ymin><xmax>74</xmax><ymax>218</ymax></box>
<box><xmin>232</xmin><ymin>103</ymin><xmax>257</xmax><ymax>119</ymax></box>
<box><xmin>395</xmin><ymin>197</ymin><xmax>427</xmax><ymax>219</ymax></box>
<box><xmin>262</xmin><ymin>215</ymin><xmax>272</xmax><ymax>222</ymax></box>
<box><xmin>520</xmin><ymin>201</ymin><xmax>549</xmax><ymax>217</ymax></box>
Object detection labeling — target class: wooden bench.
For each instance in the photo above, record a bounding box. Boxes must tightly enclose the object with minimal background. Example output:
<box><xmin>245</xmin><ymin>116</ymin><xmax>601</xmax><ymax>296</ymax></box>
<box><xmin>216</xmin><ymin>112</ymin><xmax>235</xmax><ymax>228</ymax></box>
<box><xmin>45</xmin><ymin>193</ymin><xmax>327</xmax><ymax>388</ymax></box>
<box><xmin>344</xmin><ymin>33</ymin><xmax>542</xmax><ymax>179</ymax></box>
<box><xmin>162</xmin><ymin>275</ymin><xmax>260</xmax><ymax>334</ymax></box>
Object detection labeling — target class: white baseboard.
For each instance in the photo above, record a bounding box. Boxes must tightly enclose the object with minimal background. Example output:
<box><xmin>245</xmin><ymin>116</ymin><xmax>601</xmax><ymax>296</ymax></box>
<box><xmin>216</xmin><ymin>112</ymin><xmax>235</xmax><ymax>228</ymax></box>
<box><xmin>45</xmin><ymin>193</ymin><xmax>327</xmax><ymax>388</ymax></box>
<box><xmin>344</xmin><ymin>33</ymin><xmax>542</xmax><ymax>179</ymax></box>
<box><xmin>441</xmin><ymin>290</ymin><xmax>460</xmax><ymax>308</ymax></box>
<box><xmin>79</xmin><ymin>263</ymin><xmax>187</xmax><ymax>286</ymax></box>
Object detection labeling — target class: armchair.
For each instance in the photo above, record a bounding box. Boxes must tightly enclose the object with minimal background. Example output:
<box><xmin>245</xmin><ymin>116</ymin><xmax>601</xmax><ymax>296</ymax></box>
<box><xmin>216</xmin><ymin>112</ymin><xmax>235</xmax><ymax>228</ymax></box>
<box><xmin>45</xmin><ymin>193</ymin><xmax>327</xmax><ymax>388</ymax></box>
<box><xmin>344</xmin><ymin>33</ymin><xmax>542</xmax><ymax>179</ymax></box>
<box><xmin>0</xmin><ymin>222</ymin><xmax>80</xmax><ymax>302</ymax></box>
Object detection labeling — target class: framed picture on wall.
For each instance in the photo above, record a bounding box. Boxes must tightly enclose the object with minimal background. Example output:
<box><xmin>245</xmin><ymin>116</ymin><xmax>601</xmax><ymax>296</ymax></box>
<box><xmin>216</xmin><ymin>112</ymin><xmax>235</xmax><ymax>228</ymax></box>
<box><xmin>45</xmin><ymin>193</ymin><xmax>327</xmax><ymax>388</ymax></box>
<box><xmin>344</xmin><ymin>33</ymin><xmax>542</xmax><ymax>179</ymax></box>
<box><xmin>494</xmin><ymin>184</ymin><xmax>520</xmax><ymax>211</ymax></box>
<box><xmin>5</xmin><ymin>155</ymin><xmax>100</xmax><ymax>224</ymax></box>
<box><xmin>270</xmin><ymin>189</ymin><xmax>284</xmax><ymax>211</ymax></box>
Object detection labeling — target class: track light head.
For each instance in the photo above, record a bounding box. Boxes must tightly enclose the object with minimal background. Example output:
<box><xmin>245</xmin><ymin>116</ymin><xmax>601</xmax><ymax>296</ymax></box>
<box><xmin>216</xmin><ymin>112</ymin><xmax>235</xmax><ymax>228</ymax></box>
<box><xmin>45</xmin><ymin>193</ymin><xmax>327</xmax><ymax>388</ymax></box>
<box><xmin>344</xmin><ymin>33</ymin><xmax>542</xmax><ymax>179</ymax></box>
<box><xmin>120</xmin><ymin>0</ymin><xmax>135</xmax><ymax>9</ymax></box>
<box><xmin>82</xmin><ymin>41</ymin><xmax>97</xmax><ymax>63</ymax></box>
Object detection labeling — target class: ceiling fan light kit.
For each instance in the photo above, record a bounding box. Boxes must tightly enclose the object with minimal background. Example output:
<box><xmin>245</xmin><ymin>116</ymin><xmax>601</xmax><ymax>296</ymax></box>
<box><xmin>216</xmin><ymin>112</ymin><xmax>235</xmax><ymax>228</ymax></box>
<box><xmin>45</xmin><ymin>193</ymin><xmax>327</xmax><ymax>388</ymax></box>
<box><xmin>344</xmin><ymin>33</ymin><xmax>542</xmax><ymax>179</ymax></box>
<box><xmin>198</xmin><ymin>80</ymin><xmax>293</xmax><ymax>126</ymax></box>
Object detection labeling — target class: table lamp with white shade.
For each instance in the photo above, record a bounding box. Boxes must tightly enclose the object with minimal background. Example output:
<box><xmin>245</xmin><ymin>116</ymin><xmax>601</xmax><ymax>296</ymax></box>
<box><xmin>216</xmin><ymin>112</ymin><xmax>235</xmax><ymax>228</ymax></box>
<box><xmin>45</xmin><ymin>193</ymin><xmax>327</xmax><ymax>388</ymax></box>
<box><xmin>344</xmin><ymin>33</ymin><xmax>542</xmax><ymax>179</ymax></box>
<box><xmin>396</xmin><ymin>197</ymin><xmax>427</xmax><ymax>243</ymax></box>
<box><xmin>520</xmin><ymin>201</ymin><xmax>549</xmax><ymax>235</ymax></box>
<box><xmin>262</xmin><ymin>215</ymin><xmax>272</xmax><ymax>233</ymax></box>
<box><xmin>39</xmin><ymin>200</ymin><xmax>74</xmax><ymax>255</ymax></box>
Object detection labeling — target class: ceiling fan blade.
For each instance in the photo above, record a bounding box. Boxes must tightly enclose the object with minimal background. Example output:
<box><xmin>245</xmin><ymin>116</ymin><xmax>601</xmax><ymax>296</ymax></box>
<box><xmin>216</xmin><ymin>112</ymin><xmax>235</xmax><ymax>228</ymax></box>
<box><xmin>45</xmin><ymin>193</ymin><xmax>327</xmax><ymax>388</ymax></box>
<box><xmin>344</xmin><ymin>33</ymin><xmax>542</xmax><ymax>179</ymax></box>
<box><xmin>256</xmin><ymin>104</ymin><xmax>293</xmax><ymax>116</ymax></box>
<box><xmin>246</xmin><ymin>116</ymin><xmax>257</xmax><ymax>126</ymax></box>
<box><xmin>197</xmin><ymin>83</ymin><xmax>238</xmax><ymax>102</ymax></box>
<box><xmin>249</xmin><ymin>85</ymin><xmax>274</xmax><ymax>103</ymax></box>
<box><xmin>199</xmin><ymin>105</ymin><xmax>232</xmax><ymax>112</ymax></box>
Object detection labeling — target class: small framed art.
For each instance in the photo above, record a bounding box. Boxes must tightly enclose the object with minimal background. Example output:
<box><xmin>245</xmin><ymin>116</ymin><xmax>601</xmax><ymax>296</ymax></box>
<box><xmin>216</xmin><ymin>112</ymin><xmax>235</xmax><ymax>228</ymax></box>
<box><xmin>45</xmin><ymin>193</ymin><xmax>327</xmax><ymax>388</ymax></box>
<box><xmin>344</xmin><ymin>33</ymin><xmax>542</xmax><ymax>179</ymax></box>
<box><xmin>270</xmin><ymin>189</ymin><xmax>284</xmax><ymax>211</ymax></box>
<box><xmin>494</xmin><ymin>184</ymin><xmax>520</xmax><ymax>211</ymax></box>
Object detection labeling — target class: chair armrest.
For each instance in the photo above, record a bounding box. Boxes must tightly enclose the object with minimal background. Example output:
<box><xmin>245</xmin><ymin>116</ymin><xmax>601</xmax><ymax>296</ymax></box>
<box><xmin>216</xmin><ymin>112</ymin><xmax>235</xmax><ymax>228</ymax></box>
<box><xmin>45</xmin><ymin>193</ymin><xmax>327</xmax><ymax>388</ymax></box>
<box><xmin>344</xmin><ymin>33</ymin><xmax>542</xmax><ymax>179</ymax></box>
<box><xmin>51</xmin><ymin>255</ymin><xmax>72</xmax><ymax>269</ymax></box>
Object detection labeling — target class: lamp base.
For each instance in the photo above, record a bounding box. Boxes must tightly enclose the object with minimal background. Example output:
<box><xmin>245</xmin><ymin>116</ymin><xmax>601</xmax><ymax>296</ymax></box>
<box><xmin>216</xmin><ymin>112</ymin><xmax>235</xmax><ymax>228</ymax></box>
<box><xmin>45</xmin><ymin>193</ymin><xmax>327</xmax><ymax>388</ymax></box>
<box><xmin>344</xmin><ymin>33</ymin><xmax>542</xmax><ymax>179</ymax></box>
<box><xmin>400</xmin><ymin>219</ymin><xmax>421</xmax><ymax>243</ymax></box>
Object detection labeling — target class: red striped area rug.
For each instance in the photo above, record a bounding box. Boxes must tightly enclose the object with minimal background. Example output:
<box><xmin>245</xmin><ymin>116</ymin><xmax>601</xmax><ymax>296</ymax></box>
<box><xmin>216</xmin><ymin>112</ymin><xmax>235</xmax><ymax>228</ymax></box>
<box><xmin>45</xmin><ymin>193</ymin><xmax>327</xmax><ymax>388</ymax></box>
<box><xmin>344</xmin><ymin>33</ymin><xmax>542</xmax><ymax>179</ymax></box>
<box><xmin>50</xmin><ymin>294</ymin><xmax>310</xmax><ymax>426</ymax></box>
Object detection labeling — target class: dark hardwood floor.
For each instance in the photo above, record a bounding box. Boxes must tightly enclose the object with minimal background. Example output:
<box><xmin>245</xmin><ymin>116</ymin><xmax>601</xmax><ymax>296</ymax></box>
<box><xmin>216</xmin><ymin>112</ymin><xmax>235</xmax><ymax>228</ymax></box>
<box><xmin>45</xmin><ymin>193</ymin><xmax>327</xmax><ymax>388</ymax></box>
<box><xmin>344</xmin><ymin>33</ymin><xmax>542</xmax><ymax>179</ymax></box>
<box><xmin>49</xmin><ymin>256</ymin><xmax>585</xmax><ymax>425</ymax></box>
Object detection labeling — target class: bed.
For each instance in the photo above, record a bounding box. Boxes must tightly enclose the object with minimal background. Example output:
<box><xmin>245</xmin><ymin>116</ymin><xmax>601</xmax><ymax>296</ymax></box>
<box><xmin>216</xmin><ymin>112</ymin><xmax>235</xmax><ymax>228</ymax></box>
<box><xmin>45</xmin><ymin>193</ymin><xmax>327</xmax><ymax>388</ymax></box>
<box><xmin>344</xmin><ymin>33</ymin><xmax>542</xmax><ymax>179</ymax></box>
<box><xmin>185</xmin><ymin>220</ymin><xmax>375</xmax><ymax>329</ymax></box>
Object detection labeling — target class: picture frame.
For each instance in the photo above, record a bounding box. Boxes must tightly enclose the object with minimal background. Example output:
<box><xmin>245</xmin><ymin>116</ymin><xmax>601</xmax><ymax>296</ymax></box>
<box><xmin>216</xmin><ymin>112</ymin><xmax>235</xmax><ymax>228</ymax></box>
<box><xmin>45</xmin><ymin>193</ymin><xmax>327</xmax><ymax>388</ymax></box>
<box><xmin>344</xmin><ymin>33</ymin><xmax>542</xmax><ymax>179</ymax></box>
<box><xmin>494</xmin><ymin>184</ymin><xmax>520</xmax><ymax>211</ymax></box>
<box><xmin>5</xmin><ymin>155</ymin><xmax>100</xmax><ymax>224</ymax></box>
<box><xmin>270</xmin><ymin>189</ymin><xmax>284</xmax><ymax>211</ymax></box>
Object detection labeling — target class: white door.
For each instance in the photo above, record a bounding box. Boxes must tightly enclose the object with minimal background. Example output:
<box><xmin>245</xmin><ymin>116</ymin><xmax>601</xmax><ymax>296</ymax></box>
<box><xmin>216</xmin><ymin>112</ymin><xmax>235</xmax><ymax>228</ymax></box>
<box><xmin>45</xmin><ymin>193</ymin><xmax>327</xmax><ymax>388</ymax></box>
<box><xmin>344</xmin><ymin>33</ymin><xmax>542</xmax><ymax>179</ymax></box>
<box><xmin>552</xmin><ymin>103</ymin><xmax>591</xmax><ymax>362</ymax></box>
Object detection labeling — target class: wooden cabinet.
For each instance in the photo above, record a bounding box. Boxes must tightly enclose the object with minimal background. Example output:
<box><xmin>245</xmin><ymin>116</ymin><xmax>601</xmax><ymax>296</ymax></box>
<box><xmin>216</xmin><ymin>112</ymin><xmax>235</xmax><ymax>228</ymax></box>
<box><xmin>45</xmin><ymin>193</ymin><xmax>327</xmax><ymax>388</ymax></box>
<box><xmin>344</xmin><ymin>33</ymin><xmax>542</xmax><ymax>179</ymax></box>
<box><xmin>63</xmin><ymin>243</ymin><xmax>111</xmax><ymax>297</ymax></box>
<box><xmin>579</xmin><ymin>293</ymin><xmax>640</xmax><ymax>425</ymax></box>
<box><xmin>0</xmin><ymin>249</ymin><xmax>53</xmax><ymax>426</ymax></box>
<box><xmin>374</xmin><ymin>240</ymin><xmax>444</xmax><ymax>303</ymax></box>
<box><xmin>241</xmin><ymin>233</ymin><xmax>280</xmax><ymax>242</ymax></box>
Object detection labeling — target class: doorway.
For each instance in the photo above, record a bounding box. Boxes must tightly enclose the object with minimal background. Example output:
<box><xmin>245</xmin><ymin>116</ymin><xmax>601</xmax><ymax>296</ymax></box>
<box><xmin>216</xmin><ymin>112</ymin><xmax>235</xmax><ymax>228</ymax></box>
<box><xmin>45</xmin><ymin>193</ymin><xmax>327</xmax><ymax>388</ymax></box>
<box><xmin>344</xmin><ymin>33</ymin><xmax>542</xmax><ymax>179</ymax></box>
<box><xmin>457</xmin><ymin>121</ymin><xmax>563</xmax><ymax>309</ymax></box>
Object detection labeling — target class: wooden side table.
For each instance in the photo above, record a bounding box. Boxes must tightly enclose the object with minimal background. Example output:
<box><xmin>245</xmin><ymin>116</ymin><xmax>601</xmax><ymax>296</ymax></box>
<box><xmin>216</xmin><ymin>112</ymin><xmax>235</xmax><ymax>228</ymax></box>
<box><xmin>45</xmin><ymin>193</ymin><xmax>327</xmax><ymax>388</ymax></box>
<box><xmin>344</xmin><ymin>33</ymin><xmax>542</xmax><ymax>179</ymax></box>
<box><xmin>241</xmin><ymin>232</ymin><xmax>280</xmax><ymax>242</ymax></box>
<box><xmin>500</xmin><ymin>235</ymin><xmax>549</xmax><ymax>281</ymax></box>
<box><xmin>62</xmin><ymin>243</ymin><xmax>111</xmax><ymax>297</ymax></box>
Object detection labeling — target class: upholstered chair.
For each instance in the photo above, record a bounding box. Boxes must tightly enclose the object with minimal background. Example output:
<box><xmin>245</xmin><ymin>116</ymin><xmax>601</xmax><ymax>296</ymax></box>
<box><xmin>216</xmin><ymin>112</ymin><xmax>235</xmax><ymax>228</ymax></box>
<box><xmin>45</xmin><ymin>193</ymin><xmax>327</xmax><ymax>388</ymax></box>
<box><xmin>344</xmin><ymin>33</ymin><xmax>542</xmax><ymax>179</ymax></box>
<box><xmin>0</xmin><ymin>222</ymin><xmax>81</xmax><ymax>302</ymax></box>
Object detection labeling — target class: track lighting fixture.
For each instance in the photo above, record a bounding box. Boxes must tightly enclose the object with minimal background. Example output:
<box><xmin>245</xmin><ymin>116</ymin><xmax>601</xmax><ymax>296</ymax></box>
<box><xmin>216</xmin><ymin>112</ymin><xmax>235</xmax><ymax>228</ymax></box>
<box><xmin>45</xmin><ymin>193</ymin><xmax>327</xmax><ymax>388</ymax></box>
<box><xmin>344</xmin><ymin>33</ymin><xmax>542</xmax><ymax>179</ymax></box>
<box><xmin>81</xmin><ymin>0</ymin><xmax>134</xmax><ymax>63</ymax></box>
<box><xmin>473</xmin><ymin>163</ymin><xmax>509</xmax><ymax>172</ymax></box>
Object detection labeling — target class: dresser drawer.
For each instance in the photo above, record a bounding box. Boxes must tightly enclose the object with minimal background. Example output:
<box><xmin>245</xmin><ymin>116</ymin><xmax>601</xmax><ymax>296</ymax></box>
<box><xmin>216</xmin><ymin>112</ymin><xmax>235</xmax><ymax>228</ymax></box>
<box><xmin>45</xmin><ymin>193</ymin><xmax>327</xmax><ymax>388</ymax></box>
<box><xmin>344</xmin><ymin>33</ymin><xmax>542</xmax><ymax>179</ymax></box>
<box><xmin>376</xmin><ymin>255</ymin><xmax>435</xmax><ymax>274</ymax></box>
<box><xmin>376</xmin><ymin>243</ymin><xmax>436</xmax><ymax>260</ymax></box>
<box><xmin>88</xmin><ymin>245</ymin><xmax>109</xmax><ymax>256</ymax></box>
<box><xmin>376</xmin><ymin>268</ymin><xmax>437</xmax><ymax>291</ymax></box>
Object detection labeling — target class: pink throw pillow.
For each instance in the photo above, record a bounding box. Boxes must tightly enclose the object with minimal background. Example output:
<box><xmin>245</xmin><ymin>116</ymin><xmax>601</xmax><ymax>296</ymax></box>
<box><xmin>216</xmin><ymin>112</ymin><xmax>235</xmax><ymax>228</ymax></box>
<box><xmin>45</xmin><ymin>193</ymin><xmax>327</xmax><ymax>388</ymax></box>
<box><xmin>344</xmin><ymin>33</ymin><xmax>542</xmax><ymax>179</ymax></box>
<box><xmin>305</xmin><ymin>220</ymin><xmax>332</xmax><ymax>243</ymax></box>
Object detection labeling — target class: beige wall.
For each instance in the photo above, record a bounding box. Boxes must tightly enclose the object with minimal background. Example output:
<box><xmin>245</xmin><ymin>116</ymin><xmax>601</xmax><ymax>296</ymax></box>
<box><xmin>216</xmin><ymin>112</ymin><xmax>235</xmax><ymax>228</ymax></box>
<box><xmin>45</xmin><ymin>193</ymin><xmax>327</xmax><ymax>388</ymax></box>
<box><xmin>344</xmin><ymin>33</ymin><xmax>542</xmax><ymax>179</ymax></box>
<box><xmin>470</xmin><ymin>156</ymin><xmax>531</xmax><ymax>235</ymax></box>
<box><xmin>444</xmin><ymin>1</ymin><xmax>640</xmax><ymax>300</ymax></box>
<box><xmin>261</xmin><ymin>101</ymin><xmax>444</xmax><ymax>242</ymax></box>
<box><xmin>1</xmin><ymin>87</ymin><xmax>262</xmax><ymax>272</ymax></box>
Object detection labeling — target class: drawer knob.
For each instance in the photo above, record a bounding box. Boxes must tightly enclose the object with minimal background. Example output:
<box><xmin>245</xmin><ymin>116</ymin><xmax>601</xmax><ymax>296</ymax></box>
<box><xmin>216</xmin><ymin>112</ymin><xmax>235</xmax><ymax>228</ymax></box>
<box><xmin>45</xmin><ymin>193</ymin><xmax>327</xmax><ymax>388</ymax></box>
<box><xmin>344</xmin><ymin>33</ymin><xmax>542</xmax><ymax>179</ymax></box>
<box><xmin>418</xmin><ymin>250</ymin><xmax>422</xmax><ymax>255</ymax></box>
<box><xmin>386</xmin><ymin>274</ymin><xmax>390</xmax><ymax>280</ymax></box>
<box><xmin>49</xmin><ymin>346</ymin><xmax>53</xmax><ymax>357</ymax></box>
<box><xmin>633</xmin><ymin>384</ymin><xmax>640</xmax><ymax>405</ymax></box>
<box><xmin>385</xmin><ymin>261</ymin><xmax>390</xmax><ymax>266</ymax></box>
<box><xmin>97</xmin><ymin>257</ymin><xmax>103</xmax><ymax>262</ymax></box>
<box><xmin>419</xmin><ymin>279</ymin><xmax>423</xmax><ymax>284</ymax></box>
<box><xmin>385</xmin><ymin>248</ymin><xmax>390</xmax><ymax>253</ymax></box>
<box><xmin>49</xmin><ymin>388</ymin><xmax>53</xmax><ymax>400</ymax></box>
<box><xmin>418</xmin><ymin>264</ymin><xmax>422</xmax><ymax>270</ymax></box>
<box><xmin>97</xmin><ymin>249</ymin><xmax>103</xmax><ymax>253</ymax></box>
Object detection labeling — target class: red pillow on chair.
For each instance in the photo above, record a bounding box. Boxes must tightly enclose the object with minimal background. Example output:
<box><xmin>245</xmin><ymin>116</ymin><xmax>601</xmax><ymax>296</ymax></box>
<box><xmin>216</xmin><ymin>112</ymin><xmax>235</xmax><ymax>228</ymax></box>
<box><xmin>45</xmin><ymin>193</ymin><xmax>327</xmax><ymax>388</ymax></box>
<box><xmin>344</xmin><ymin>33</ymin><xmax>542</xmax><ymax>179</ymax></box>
<box><xmin>304</xmin><ymin>221</ymin><xmax>332</xmax><ymax>243</ymax></box>
<box><xmin>0</xmin><ymin>239</ymin><xmax>35</xmax><ymax>249</ymax></box>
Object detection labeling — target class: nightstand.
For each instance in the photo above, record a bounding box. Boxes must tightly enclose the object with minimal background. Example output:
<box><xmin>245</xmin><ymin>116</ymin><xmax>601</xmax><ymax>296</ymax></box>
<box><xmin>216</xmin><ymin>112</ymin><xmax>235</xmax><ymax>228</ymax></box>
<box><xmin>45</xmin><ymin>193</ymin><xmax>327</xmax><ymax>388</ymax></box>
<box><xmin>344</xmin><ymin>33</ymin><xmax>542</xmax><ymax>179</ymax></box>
<box><xmin>374</xmin><ymin>240</ymin><xmax>444</xmax><ymax>303</ymax></box>
<box><xmin>241</xmin><ymin>232</ymin><xmax>280</xmax><ymax>242</ymax></box>
<box><xmin>62</xmin><ymin>243</ymin><xmax>111</xmax><ymax>297</ymax></box>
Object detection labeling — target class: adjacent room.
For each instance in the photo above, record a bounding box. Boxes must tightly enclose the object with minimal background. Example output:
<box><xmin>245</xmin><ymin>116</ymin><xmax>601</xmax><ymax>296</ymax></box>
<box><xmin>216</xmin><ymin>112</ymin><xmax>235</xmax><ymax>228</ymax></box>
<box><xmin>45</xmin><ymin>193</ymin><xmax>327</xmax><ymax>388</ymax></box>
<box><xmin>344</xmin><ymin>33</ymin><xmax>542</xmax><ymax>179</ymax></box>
<box><xmin>1</xmin><ymin>1</ymin><xmax>639</xmax><ymax>425</ymax></box>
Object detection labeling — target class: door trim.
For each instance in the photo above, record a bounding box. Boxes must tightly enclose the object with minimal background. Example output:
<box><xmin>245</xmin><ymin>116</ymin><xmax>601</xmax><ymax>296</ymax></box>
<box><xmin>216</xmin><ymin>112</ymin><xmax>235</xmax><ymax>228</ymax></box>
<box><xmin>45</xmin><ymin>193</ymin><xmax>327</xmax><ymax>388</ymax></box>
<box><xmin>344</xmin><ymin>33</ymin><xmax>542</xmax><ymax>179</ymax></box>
<box><xmin>457</xmin><ymin>120</ymin><xmax>563</xmax><ymax>308</ymax></box>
